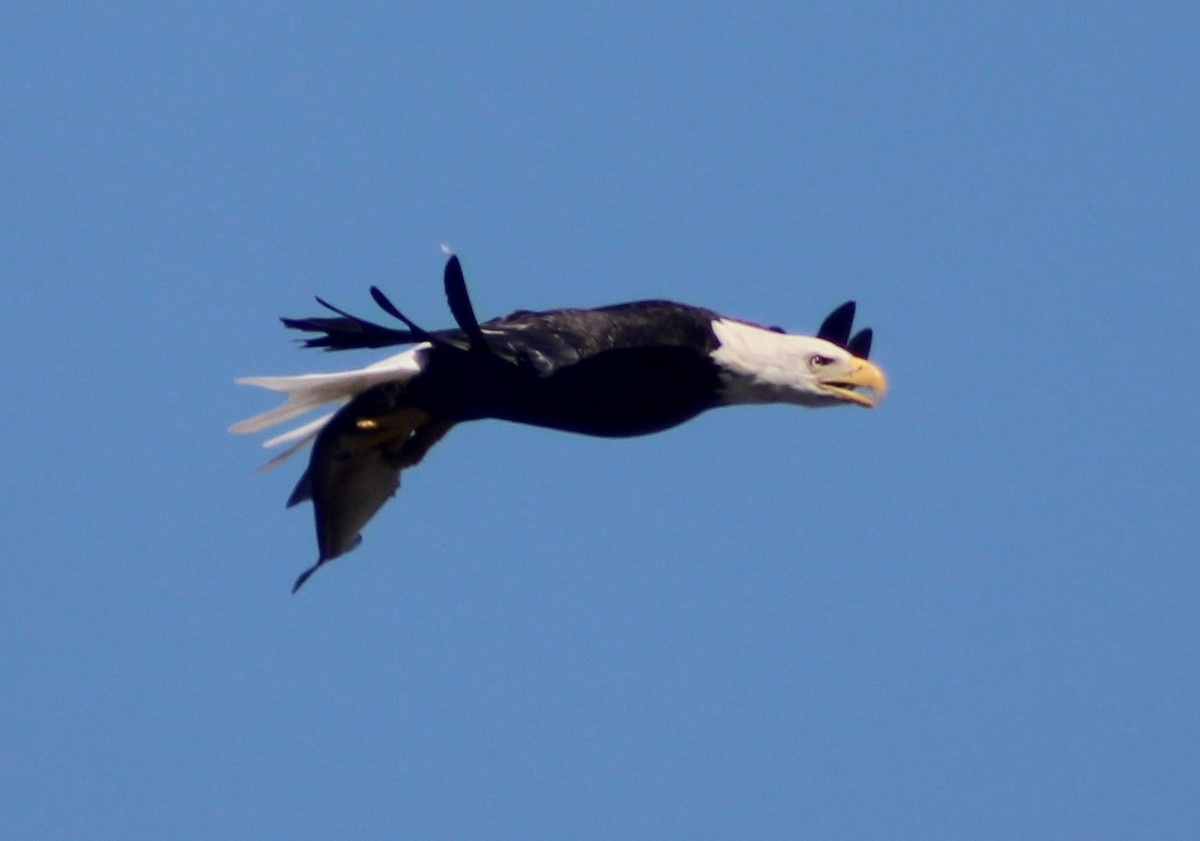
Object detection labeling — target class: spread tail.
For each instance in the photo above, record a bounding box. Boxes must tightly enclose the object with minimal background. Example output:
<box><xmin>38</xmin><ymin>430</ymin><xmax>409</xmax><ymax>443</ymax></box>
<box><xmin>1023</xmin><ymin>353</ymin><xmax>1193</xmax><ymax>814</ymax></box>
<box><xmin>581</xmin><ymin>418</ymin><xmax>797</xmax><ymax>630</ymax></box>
<box><xmin>228</xmin><ymin>346</ymin><xmax>427</xmax><ymax>467</ymax></box>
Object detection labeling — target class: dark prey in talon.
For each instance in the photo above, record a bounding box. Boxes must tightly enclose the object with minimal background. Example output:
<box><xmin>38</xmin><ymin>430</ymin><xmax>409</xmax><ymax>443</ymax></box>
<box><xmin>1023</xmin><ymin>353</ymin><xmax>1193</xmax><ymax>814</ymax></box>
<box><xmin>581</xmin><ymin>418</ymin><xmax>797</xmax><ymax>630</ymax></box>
<box><xmin>231</xmin><ymin>253</ymin><xmax>888</xmax><ymax>591</ymax></box>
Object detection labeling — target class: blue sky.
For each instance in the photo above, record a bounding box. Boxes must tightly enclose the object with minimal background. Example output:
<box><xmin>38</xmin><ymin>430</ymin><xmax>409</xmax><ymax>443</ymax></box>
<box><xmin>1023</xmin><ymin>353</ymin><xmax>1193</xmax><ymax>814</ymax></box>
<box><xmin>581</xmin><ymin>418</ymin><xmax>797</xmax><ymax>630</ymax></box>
<box><xmin>3</xmin><ymin>2</ymin><xmax>1197</xmax><ymax>838</ymax></box>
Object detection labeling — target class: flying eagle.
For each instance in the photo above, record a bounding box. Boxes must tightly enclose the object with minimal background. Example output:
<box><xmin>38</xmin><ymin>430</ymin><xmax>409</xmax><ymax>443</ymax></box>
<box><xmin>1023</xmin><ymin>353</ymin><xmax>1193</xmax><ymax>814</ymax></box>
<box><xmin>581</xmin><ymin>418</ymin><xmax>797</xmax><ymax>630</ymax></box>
<box><xmin>231</xmin><ymin>255</ymin><xmax>887</xmax><ymax>590</ymax></box>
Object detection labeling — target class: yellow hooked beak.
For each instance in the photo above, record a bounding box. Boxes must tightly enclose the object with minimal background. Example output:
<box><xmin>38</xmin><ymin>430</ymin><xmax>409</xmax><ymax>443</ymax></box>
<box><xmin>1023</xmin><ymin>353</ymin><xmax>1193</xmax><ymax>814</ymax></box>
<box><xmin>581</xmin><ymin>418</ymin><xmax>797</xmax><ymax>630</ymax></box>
<box><xmin>820</xmin><ymin>358</ymin><xmax>889</xmax><ymax>408</ymax></box>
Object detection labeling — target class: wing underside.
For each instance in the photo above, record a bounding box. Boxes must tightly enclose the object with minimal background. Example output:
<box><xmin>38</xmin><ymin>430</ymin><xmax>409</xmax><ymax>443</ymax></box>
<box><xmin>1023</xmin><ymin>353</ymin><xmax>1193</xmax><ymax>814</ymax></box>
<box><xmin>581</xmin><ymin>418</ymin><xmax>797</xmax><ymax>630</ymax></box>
<box><xmin>289</xmin><ymin>384</ymin><xmax>454</xmax><ymax>591</ymax></box>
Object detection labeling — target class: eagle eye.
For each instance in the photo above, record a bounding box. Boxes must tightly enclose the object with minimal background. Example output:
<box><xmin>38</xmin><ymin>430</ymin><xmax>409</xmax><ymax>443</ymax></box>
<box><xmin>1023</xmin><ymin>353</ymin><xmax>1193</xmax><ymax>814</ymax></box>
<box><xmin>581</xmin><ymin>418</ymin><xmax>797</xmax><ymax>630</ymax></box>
<box><xmin>808</xmin><ymin>354</ymin><xmax>835</xmax><ymax>369</ymax></box>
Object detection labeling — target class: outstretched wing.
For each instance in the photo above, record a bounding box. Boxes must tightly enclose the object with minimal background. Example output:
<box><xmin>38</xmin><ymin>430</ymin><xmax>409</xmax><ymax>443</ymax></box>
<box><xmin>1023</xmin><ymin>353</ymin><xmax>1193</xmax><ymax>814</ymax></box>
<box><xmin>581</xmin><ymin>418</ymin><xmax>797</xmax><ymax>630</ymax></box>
<box><xmin>288</xmin><ymin>383</ymin><xmax>452</xmax><ymax>591</ymax></box>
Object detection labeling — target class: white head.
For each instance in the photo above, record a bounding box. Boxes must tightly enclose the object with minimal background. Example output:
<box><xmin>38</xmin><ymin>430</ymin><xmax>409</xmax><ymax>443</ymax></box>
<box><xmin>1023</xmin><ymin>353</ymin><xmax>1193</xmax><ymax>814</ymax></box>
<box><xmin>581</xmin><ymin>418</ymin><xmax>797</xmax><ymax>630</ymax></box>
<box><xmin>710</xmin><ymin>318</ymin><xmax>888</xmax><ymax>408</ymax></box>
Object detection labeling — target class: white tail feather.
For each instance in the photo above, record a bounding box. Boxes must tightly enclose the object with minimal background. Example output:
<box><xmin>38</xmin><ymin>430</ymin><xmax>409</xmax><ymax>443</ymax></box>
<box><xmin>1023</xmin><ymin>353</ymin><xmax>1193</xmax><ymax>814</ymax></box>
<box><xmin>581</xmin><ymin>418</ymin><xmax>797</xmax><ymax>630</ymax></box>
<box><xmin>264</xmin><ymin>412</ymin><xmax>336</xmax><ymax>448</ymax></box>
<box><xmin>257</xmin><ymin>426</ymin><xmax>325</xmax><ymax>472</ymax></box>
<box><xmin>229</xmin><ymin>346</ymin><xmax>427</xmax><ymax>444</ymax></box>
<box><xmin>244</xmin><ymin>412</ymin><xmax>336</xmax><ymax>472</ymax></box>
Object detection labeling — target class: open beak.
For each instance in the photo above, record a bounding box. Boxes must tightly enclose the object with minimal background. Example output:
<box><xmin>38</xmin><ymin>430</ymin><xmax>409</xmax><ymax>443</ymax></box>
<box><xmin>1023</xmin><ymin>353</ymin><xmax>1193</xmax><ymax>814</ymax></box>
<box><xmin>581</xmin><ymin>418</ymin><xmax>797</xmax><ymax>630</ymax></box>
<box><xmin>821</xmin><ymin>358</ymin><xmax>889</xmax><ymax>408</ymax></box>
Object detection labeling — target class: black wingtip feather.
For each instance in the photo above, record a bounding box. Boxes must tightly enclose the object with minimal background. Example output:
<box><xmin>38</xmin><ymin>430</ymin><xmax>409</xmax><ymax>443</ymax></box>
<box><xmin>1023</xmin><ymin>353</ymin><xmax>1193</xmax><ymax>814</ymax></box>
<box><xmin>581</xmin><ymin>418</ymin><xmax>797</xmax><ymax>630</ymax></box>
<box><xmin>848</xmin><ymin>327</ymin><xmax>873</xmax><ymax>360</ymax></box>
<box><xmin>292</xmin><ymin>562</ymin><xmax>320</xmax><ymax>593</ymax></box>
<box><xmin>286</xmin><ymin>469</ymin><xmax>313</xmax><ymax>508</ymax></box>
<box><xmin>369</xmin><ymin>286</ymin><xmax>433</xmax><ymax>338</ymax></box>
<box><xmin>817</xmin><ymin>301</ymin><xmax>856</xmax><ymax>348</ymax></box>
<box><xmin>443</xmin><ymin>255</ymin><xmax>488</xmax><ymax>351</ymax></box>
<box><xmin>315</xmin><ymin>296</ymin><xmax>353</xmax><ymax>318</ymax></box>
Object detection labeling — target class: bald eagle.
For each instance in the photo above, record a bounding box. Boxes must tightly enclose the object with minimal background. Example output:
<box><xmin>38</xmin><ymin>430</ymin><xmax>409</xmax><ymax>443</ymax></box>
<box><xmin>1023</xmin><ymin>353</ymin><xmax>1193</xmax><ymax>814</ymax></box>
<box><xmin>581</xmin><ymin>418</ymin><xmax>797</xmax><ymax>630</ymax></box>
<box><xmin>232</xmin><ymin>255</ymin><xmax>887</xmax><ymax>590</ymax></box>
